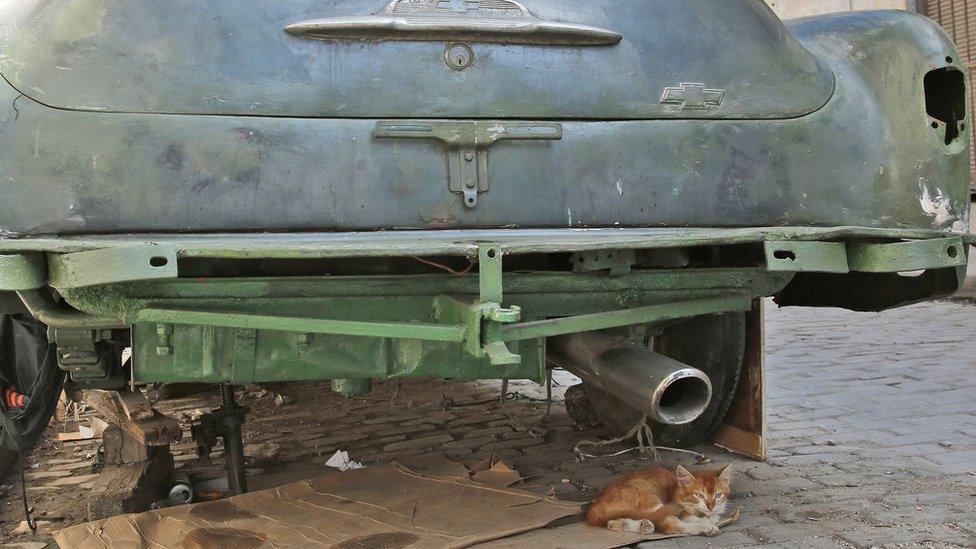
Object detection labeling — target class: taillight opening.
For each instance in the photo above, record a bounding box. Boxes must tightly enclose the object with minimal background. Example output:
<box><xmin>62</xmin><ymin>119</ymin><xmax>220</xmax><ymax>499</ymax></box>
<box><xmin>924</xmin><ymin>67</ymin><xmax>967</xmax><ymax>146</ymax></box>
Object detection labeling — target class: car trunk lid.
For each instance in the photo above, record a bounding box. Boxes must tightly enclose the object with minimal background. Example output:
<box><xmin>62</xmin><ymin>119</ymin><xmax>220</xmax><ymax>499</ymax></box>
<box><xmin>0</xmin><ymin>0</ymin><xmax>833</xmax><ymax>120</ymax></box>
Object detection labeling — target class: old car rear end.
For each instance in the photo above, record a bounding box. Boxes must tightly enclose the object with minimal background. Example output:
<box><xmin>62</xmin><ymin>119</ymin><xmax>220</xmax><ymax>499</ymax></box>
<box><xmin>0</xmin><ymin>0</ymin><xmax>970</xmax><ymax>470</ymax></box>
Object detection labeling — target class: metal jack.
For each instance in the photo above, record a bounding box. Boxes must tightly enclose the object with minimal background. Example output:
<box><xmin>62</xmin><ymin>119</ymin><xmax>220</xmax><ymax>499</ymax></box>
<box><xmin>191</xmin><ymin>384</ymin><xmax>248</xmax><ymax>495</ymax></box>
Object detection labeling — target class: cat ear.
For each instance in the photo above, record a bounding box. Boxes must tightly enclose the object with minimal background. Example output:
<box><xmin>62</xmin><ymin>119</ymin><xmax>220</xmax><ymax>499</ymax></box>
<box><xmin>717</xmin><ymin>463</ymin><xmax>733</xmax><ymax>483</ymax></box>
<box><xmin>675</xmin><ymin>465</ymin><xmax>695</xmax><ymax>487</ymax></box>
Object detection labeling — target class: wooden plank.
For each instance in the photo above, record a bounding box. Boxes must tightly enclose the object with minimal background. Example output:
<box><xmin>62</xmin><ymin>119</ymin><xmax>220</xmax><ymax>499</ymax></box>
<box><xmin>84</xmin><ymin>389</ymin><xmax>124</xmax><ymax>422</ymax></box>
<box><xmin>712</xmin><ymin>299</ymin><xmax>766</xmax><ymax>461</ymax></box>
<box><xmin>86</xmin><ymin>448</ymin><xmax>174</xmax><ymax>521</ymax></box>
<box><xmin>120</xmin><ymin>413</ymin><xmax>183</xmax><ymax>447</ymax></box>
<box><xmin>117</xmin><ymin>389</ymin><xmax>154</xmax><ymax>421</ymax></box>
<box><xmin>713</xmin><ymin>425</ymin><xmax>765</xmax><ymax>460</ymax></box>
<box><xmin>83</xmin><ymin>390</ymin><xmax>183</xmax><ymax>447</ymax></box>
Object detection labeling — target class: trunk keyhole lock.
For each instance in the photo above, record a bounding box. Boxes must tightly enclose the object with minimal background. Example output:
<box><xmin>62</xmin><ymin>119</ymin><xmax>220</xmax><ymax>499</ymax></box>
<box><xmin>445</xmin><ymin>44</ymin><xmax>474</xmax><ymax>70</ymax></box>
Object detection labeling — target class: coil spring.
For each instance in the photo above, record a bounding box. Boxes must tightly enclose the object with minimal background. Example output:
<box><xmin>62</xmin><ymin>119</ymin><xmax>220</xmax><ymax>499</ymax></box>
<box><xmin>4</xmin><ymin>387</ymin><xmax>28</xmax><ymax>409</ymax></box>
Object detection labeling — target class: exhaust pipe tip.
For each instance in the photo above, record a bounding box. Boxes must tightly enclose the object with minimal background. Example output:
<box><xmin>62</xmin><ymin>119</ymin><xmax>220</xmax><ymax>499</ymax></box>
<box><xmin>650</xmin><ymin>368</ymin><xmax>712</xmax><ymax>425</ymax></box>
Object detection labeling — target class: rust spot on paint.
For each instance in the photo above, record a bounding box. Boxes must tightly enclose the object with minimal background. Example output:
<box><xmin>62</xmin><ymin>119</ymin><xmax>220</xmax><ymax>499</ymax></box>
<box><xmin>192</xmin><ymin>177</ymin><xmax>215</xmax><ymax>192</ymax></box>
<box><xmin>157</xmin><ymin>142</ymin><xmax>185</xmax><ymax>170</ymax></box>
<box><xmin>233</xmin><ymin>127</ymin><xmax>274</xmax><ymax>145</ymax></box>
<box><xmin>719</xmin><ymin>149</ymin><xmax>759</xmax><ymax>210</ymax></box>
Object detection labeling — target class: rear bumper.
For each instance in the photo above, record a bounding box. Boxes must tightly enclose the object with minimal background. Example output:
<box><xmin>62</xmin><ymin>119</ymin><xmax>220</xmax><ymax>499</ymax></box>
<box><xmin>0</xmin><ymin>227</ymin><xmax>968</xmax><ymax>314</ymax></box>
<box><xmin>0</xmin><ymin>226</ymin><xmax>970</xmax><ymax>258</ymax></box>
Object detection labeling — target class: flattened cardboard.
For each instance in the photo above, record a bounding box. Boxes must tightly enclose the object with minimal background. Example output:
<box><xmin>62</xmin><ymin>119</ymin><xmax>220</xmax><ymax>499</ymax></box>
<box><xmin>53</xmin><ymin>462</ymin><xmax>582</xmax><ymax>549</ymax></box>
<box><xmin>474</xmin><ymin>522</ymin><xmax>679</xmax><ymax>548</ymax></box>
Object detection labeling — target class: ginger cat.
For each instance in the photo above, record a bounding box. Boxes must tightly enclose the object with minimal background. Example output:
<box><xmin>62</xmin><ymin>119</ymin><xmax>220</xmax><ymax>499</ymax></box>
<box><xmin>587</xmin><ymin>464</ymin><xmax>732</xmax><ymax>537</ymax></box>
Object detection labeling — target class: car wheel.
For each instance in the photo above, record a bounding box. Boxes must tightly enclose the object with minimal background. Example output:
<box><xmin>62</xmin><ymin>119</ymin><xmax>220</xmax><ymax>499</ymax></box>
<box><xmin>570</xmin><ymin>312</ymin><xmax>746</xmax><ymax>448</ymax></box>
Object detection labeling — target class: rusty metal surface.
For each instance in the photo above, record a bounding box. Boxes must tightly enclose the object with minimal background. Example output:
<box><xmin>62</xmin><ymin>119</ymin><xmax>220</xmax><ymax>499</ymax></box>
<box><xmin>0</xmin><ymin>0</ymin><xmax>831</xmax><ymax>119</ymax></box>
<box><xmin>0</xmin><ymin>9</ymin><xmax>965</xmax><ymax>235</ymax></box>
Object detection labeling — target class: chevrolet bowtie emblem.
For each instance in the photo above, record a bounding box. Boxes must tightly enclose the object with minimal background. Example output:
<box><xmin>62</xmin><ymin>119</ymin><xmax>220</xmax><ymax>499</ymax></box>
<box><xmin>661</xmin><ymin>83</ymin><xmax>726</xmax><ymax>110</ymax></box>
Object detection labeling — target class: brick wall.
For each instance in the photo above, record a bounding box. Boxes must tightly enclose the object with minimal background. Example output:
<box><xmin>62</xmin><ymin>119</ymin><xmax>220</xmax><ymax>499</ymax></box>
<box><xmin>920</xmin><ymin>1</ymin><xmax>975</xmax><ymax>193</ymax></box>
<box><xmin>765</xmin><ymin>0</ymin><xmax>913</xmax><ymax>18</ymax></box>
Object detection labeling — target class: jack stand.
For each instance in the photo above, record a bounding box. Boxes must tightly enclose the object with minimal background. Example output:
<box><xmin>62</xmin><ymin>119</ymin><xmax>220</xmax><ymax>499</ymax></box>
<box><xmin>191</xmin><ymin>384</ymin><xmax>248</xmax><ymax>495</ymax></box>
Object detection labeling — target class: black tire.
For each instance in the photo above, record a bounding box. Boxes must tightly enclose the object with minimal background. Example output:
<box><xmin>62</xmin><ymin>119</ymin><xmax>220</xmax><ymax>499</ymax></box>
<box><xmin>0</xmin><ymin>434</ymin><xmax>18</xmax><ymax>480</ymax></box>
<box><xmin>0</xmin><ymin>314</ymin><xmax>64</xmax><ymax>480</ymax></box>
<box><xmin>579</xmin><ymin>312</ymin><xmax>747</xmax><ymax>448</ymax></box>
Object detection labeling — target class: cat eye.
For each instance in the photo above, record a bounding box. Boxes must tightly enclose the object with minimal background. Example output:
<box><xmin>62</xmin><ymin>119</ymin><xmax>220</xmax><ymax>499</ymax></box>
<box><xmin>715</xmin><ymin>492</ymin><xmax>725</xmax><ymax>499</ymax></box>
<box><xmin>694</xmin><ymin>492</ymin><xmax>705</xmax><ymax>498</ymax></box>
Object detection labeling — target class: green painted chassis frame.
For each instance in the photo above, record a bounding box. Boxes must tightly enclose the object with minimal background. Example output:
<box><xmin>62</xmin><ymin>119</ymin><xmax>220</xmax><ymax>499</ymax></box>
<box><xmin>0</xmin><ymin>227</ymin><xmax>968</xmax><ymax>385</ymax></box>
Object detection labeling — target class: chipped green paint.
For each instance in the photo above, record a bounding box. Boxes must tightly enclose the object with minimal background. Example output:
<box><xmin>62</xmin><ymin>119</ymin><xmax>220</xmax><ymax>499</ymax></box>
<box><xmin>847</xmin><ymin>237</ymin><xmax>966</xmax><ymax>273</ymax></box>
<box><xmin>48</xmin><ymin>245</ymin><xmax>178</xmax><ymax>289</ymax></box>
<box><xmin>331</xmin><ymin>379</ymin><xmax>372</xmax><ymax>398</ymax></box>
<box><xmin>0</xmin><ymin>254</ymin><xmax>46</xmax><ymax>290</ymax></box>
<box><xmin>764</xmin><ymin>241</ymin><xmax>849</xmax><ymax>273</ymax></box>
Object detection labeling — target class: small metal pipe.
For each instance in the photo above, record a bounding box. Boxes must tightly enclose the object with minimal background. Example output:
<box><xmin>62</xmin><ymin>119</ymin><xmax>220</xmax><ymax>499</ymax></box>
<box><xmin>548</xmin><ymin>331</ymin><xmax>712</xmax><ymax>426</ymax></box>
<box><xmin>16</xmin><ymin>289</ymin><xmax>123</xmax><ymax>329</ymax></box>
<box><xmin>219</xmin><ymin>384</ymin><xmax>248</xmax><ymax>495</ymax></box>
<box><xmin>137</xmin><ymin>307</ymin><xmax>465</xmax><ymax>343</ymax></box>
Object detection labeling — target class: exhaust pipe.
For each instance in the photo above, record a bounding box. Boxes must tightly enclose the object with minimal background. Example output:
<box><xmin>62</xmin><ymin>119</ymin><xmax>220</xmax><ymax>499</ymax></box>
<box><xmin>548</xmin><ymin>332</ymin><xmax>712</xmax><ymax>425</ymax></box>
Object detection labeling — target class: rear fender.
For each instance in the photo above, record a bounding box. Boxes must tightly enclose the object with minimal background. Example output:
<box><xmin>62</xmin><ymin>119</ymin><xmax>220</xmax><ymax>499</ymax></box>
<box><xmin>791</xmin><ymin>10</ymin><xmax>971</xmax><ymax>233</ymax></box>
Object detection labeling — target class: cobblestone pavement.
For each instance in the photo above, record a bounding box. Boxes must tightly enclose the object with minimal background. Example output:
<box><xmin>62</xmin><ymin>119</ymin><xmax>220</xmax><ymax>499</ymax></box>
<box><xmin>1</xmin><ymin>299</ymin><xmax>975</xmax><ymax>548</ymax></box>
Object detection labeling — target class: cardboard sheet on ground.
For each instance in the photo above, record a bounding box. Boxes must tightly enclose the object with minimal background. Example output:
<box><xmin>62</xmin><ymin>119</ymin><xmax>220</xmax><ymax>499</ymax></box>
<box><xmin>53</xmin><ymin>456</ymin><xmax>693</xmax><ymax>548</ymax></box>
<box><xmin>53</xmin><ymin>460</ymin><xmax>591</xmax><ymax>548</ymax></box>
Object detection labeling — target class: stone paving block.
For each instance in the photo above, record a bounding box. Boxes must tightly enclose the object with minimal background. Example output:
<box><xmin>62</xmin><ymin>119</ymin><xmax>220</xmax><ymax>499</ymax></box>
<box><xmin>448</xmin><ymin>413</ymin><xmax>509</xmax><ymax>427</ymax></box>
<box><xmin>482</xmin><ymin>436</ymin><xmax>547</xmax><ymax>452</ymax></box>
<box><xmin>925</xmin><ymin>449</ymin><xmax>976</xmax><ymax>475</ymax></box>
<box><xmin>729</xmin><ymin>539</ymin><xmax>851</xmax><ymax>548</ymax></box>
<box><xmin>354</xmin><ymin>433</ymin><xmax>409</xmax><ymax>449</ymax></box>
<box><xmin>462</xmin><ymin>426</ymin><xmax>514</xmax><ymax>439</ymax></box>
<box><xmin>382</xmin><ymin>433</ymin><xmax>454</xmax><ymax>452</ymax></box>
<box><xmin>837</xmin><ymin>524</ymin><xmax>972</xmax><ymax>548</ymax></box>
<box><xmin>741</xmin><ymin>523</ymin><xmax>826</xmax><ymax>544</ymax></box>
<box><xmin>442</xmin><ymin>436</ymin><xmax>496</xmax><ymax>452</ymax></box>
<box><xmin>365</xmin><ymin>422</ymin><xmax>437</xmax><ymax>438</ymax></box>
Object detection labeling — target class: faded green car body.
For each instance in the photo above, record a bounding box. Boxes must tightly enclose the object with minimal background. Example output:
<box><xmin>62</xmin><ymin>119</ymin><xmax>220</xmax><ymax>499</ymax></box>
<box><xmin>0</xmin><ymin>1</ymin><xmax>970</xmax><ymax>389</ymax></box>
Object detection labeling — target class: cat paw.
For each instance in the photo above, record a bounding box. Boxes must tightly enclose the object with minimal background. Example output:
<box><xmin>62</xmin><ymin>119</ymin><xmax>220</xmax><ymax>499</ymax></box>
<box><xmin>682</xmin><ymin>518</ymin><xmax>720</xmax><ymax>537</ymax></box>
<box><xmin>697</xmin><ymin>523</ymin><xmax>720</xmax><ymax>537</ymax></box>
<box><xmin>607</xmin><ymin>519</ymin><xmax>655</xmax><ymax>534</ymax></box>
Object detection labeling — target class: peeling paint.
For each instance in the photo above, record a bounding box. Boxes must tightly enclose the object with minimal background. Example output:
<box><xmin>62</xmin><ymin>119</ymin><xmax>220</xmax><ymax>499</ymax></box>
<box><xmin>918</xmin><ymin>179</ymin><xmax>954</xmax><ymax>226</ymax></box>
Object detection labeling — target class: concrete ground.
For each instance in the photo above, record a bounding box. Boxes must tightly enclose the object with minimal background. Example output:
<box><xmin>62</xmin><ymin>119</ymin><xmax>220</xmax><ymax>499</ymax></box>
<box><xmin>1</xmin><ymin>299</ymin><xmax>974</xmax><ymax>548</ymax></box>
